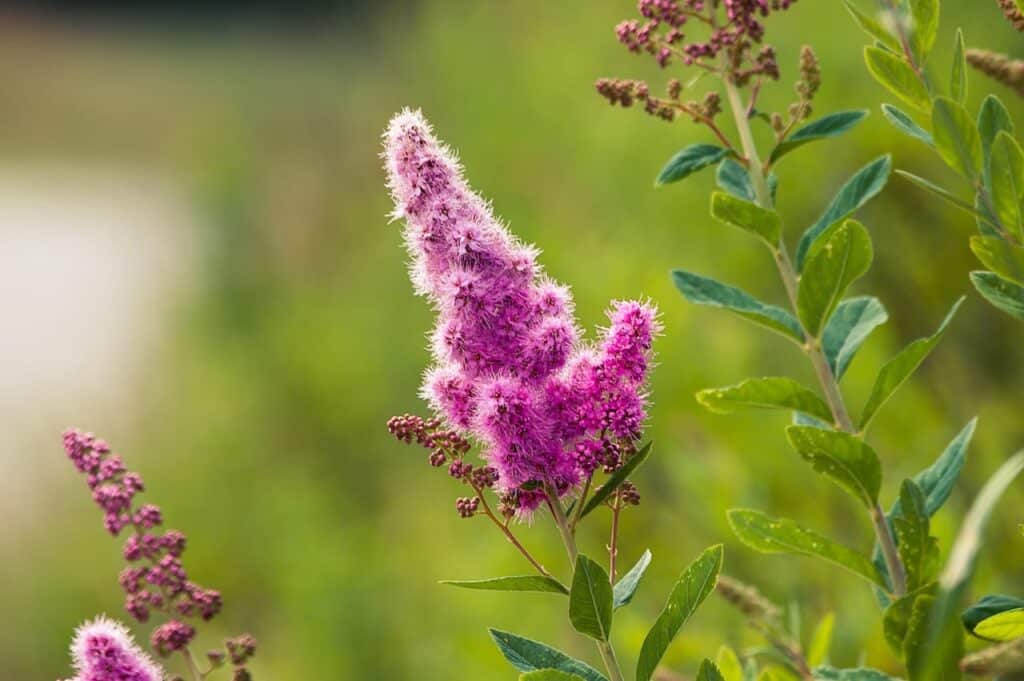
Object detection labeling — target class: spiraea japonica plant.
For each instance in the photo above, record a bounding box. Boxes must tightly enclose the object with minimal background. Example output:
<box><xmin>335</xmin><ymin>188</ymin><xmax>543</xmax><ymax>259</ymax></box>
<box><xmin>383</xmin><ymin>109</ymin><xmax>730</xmax><ymax>681</ymax></box>
<box><xmin>600</xmin><ymin>1</ymin><xmax>1024</xmax><ymax>680</ymax></box>
<box><xmin>60</xmin><ymin>429</ymin><xmax>256</xmax><ymax>681</ymax></box>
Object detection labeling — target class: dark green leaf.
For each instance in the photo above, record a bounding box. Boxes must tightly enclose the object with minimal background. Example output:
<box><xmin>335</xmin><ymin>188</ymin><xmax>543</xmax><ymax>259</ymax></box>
<box><xmin>988</xmin><ymin>131</ymin><xmax>1024</xmax><ymax>238</ymax></box>
<box><xmin>970</xmin><ymin>236</ymin><xmax>1024</xmax><ymax>286</ymax></box>
<box><xmin>697</xmin><ymin>377</ymin><xmax>833</xmax><ymax>422</ymax></box>
<box><xmin>569</xmin><ymin>555</ymin><xmax>614</xmax><ymax>641</ymax></box>
<box><xmin>657</xmin><ymin>144</ymin><xmax>730</xmax><ymax>186</ymax></box>
<box><xmin>822</xmin><ymin>296</ymin><xmax>889</xmax><ymax>379</ymax></box>
<box><xmin>441</xmin><ymin>575</ymin><xmax>569</xmax><ymax>595</ymax></box>
<box><xmin>932</xmin><ymin>97</ymin><xmax>983</xmax><ymax>179</ymax></box>
<box><xmin>979</xmin><ymin>95</ymin><xmax>1015</xmax><ymax>159</ymax></box>
<box><xmin>520</xmin><ymin>671</ymin><xmax>586</xmax><ymax>681</ymax></box>
<box><xmin>813</xmin><ymin>666</ymin><xmax>901</xmax><ymax>681</ymax></box>
<box><xmin>769</xmin><ymin>111</ymin><xmax>869</xmax><ymax>163</ymax></box>
<box><xmin>698</xmin><ymin>659</ymin><xmax>727</xmax><ymax>681</ymax></box>
<box><xmin>864</xmin><ymin>46</ymin><xmax>931</xmax><ymax>112</ymax></box>
<box><xmin>797</xmin><ymin>220</ymin><xmax>873</xmax><ymax>336</ymax></box>
<box><xmin>964</xmin><ymin>595</ymin><xmax>1024</xmax><ymax>638</ymax></box>
<box><xmin>795</xmin><ymin>156</ymin><xmax>891</xmax><ymax>270</ymax></box>
<box><xmin>883</xmin><ymin>584</ymin><xmax>939</xmax><ymax>653</ymax></box>
<box><xmin>894</xmin><ymin>480</ymin><xmax>940</xmax><ymax>591</ymax></box>
<box><xmin>580</xmin><ymin>442</ymin><xmax>652</xmax><ymax>519</ymax></box>
<box><xmin>710</xmin><ymin>191</ymin><xmax>782</xmax><ymax>245</ymax></box>
<box><xmin>715</xmin><ymin>157</ymin><xmax>779</xmax><ymax>203</ymax></box>
<box><xmin>881</xmin><ymin>104</ymin><xmax>933</xmax><ymax>145</ymax></box>
<box><xmin>971</xmin><ymin>271</ymin><xmax>1024</xmax><ymax>320</ymax></box>
<box><xmin>728</xmin><ymin>509</ymin><xmax>887</xmax><ymax>588</ymax></box>
<box><xmin>786</xmin><ymin>427</ymin><xmax>881</xmax><ymax>507</ymax></box>
<box><xmin>904</xmin><ymin>594</ymin><xmax>938</xmax><ymax>680</ymax></box>
<box><xmin>859</xmin><ymin>297</ymin><xmax>964</xmax><ymax>430</ymax></box>
<box><xmin>951</xmin><ymin>29</ymin><xmax>966</xmax><ymax>104</ymax></box>
<box><xmin>489</xmin><ymin>630</ymin><xmax>608</xmax><ymax>681</ymax></box>
<box><xmin>636</xmin><ymin>545</ymin><xmax>723</xmax><ymax>681</ymax></box>
<box><xmin>844</xmin><ymin>1</ymin><xmax>901</xmax><ymax>51</ymax></box>
<box><xmin>672</xmin><ymin>270</ymin><xmax>803</xmax><ymax>342</ymax></box>
<box><xmin>614</xmin><ymin>549</ymin><xmax>652</xmax><ymax>609</ymax></box>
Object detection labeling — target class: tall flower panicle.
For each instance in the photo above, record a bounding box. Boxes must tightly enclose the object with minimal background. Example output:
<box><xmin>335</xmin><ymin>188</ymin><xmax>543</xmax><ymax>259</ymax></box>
<box><xmin>384</xmin><ymin>110</ymin><xmax>660</xmax><ymax>514</ymax></box>
<box><xmin>63</xmin><ymin>616</ymin><xmax>164</xmax><ymax>681</ymax></box>
<box><xmin>998</xmin><ymin>0</ymin><xmax>1024</xmax><ymax>31</ymax></box>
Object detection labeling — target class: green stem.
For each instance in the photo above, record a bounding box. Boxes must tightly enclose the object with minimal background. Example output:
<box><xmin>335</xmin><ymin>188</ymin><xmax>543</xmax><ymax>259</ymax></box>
<box><xmin>546</xmin><ymin>486</ymin><xmax>626</xmax><ymax>681</ymax></box>
<box><xmin>183</xmin><ymin>648</ymin><xmax>203</xmax><ymax>681</ymax></box>
<box><xmin>723</xmin><ymin>76</ymin><xmax>907</xmax><ymax>598</ymax></box>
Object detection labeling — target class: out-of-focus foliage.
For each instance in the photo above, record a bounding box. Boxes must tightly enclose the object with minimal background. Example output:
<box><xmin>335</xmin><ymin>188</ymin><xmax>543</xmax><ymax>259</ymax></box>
<box><xmin>3</xmin><ymin>2</ymin><xmax>1024</xmax><ymax>679</ymax></box>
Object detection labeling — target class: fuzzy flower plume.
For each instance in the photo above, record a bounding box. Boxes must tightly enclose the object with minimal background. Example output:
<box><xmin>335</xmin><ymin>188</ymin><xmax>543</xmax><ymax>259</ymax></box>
<box><xmin>384</xmin><ymin>109</ymin><xmax>660</xmax><ymax>513</ymax></box>
<box><xmin>63</xmin><ymin>616</ymin><xmax>164</xmax><ymax>681</ymax></box>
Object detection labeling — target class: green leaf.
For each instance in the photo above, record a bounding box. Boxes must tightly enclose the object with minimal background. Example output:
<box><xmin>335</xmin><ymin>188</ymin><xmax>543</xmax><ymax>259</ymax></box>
<box><xmin>727</xmin><ymin>509</ymin><xmax>887</xmax><ymax>589</ymax></box>
<box><xmin>580</xmin><ymin>442</ymin><xmax>652</xmax><ymax>519</ymax></box>
<box><xmin>883</xmin><ymin>584</ymin><xmax>939</xmax><ymax>653</ymax></box>
<box><xmin>971</xmin><ymin>270</ymin><xmax>1024</xmax><ymax>320</ymax></box>
<box><xmin>614</xmin><ymin>549</ymin><xmax>652</xmax><ymax>609</ymax></box>
<box><xmin>975</xmin><ymin>609</ymin><xmax>1024</xmax><ymax>642</ymax></box>
<box><xmin>964</xmin><ymin>595</ymin><xmax>1024</xmax><ymax>638</ymax></box>
<box><xmin>807</xmin><ymin>612</ymin><xmax>836</xmax><ymax>667</ymax></box>
<box><xmin>710</xmin><ymin>191</ymin><xmax>782</xmax><ymax>245</ymax></box>
<box><xmin>769</xmin><ymin>111</ymin><xmax>869</xmax><ymax>164</ymax></box>
<box><xmin>636</xmin><ymin>544</ymin><xmax>724</xmax><ymax>681</ymax></box>
<box><xmin>979</xmin><ymin>95</ymin><xmax>1015</xmax><ymax>159</ymax></box>
<box><xmin>864</xmin><ymin>46</ymin><xmax>931</xmax><ymax>112</ymax></box>
<box><xmin>716</xmin><ymin>158</ymin><xmax>780</xmax><ymax>203</ymax></box>
<box><xmin>822</xmin><ymin>296</ymin><xmax>889</xmax><ymax>379</ymax></box>
<box><xmin>894</xmin><ymin>480</ymin><xmax>940</xmax><ymax>592</ymax></box>
<box><xmin>881</xmin><ymin>104</ymin><xmax>934</xmax><ymax>145</ymax></box>
<box><xmin>859</xmin><ymin>296</ymin><xmax>964</xmax><ymax>430</ymax></box>
<box><xmin>716</xmin><ymin>646</ymin><xmax>744</xmax><ymax>681</ymax></box>
<box><xmin>672</xmin><ymin>270</ymin><xmax>804</xmax><ymax>342</ymax></box>
<box><xmin>657</xmin><ymin>144</ymin><xmax>730</xmax><ymax>186</ymax></box>
<box><xmin>988</xmin><ymin>131</ymin><xmax>1024</xmax><ymax>238</ymax></box>
<box><xmin>932</xmin><ymin>97</ymin><xmax>984</xmax><ymax>180</ymax></box>
<box><xmin>797</xmin><ymin>220</ymin><xmax>873</xmax><ymax>337</ymax></box>
<box><xmin>904</xmin><ymin>594</ymin><xmax>938</xmax><ymax>680</ymax></box>
<box><xmin>844</xmin><ymin>0</ymin><xmax>901</xmax><ymax>51</ymax></box>
<box><xmin>697</xmin><ymin>377</ymin><xmax>833</xmax><ymax>423</ymax></box>
<box><xmin>785</xmin><ymin>427</ymin><xmax>881</xmax><ymax>507</ymax></box>
<box><xmin>698</xmin><ymin>659</ymin><xmax>727</xmax><ymax>681</ymax></box>
<box><xmin>908</xmin><ymin>0</ymin><xmax>939</xmax><ymax>62</ymax></box>
<box><xmin>520</xmin><ymin>672</ymin><xmax>586</xmax><ymax>681</ymax></box>
<box><xmin>569</xmin><ymin>554</ymin><xmax>614</xmax><ymax>641</ymax></box>
<box><xmin>951</xmin><ymin>29</ymin><xmax>966</xmax><ymax>104</ymax></box>
<box><xmin>813</xmin><ymin>666</ymin><xmax>902</xmax><ymax>681</ymax></box>
<box><xmin>795</xmin><ymin>156</ymin><xmax>891</xmax><ymax>271</ymax></box>
<box><xmin>970</xmin><ymin>236</ymin><xmax>1024</xmax><ymax>286</ymax></box>
<box><xmin>895</xmin><ymin>170</ymin><xmax>997</xmax><ymax>227</ymax></box>
<box><xmin>489</xmin><ymin>629</ymin><xmax>608</xmax><ymax>681</ymax></box>
<box><xmin>441</xmin><ymin>575</ymin><xmax>569</xmax><ymax>595</ymax></box>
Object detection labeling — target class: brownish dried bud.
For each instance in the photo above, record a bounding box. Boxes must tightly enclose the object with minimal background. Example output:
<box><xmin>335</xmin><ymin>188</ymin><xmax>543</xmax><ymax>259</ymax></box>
<box><xmin>961</xmin><ymin>637</ymin><xmax>1024</xmax><ymax>676</ymax></box>
<box><xmin>967</xmin><ymin>49</ymin><xmax>1024</xmax><ymax>97</ymax></box>
<box><xmin>716</xmin><ymin>574</ymin><xmax>783</xmax><ymax>622</ymax></box>
<box><xmin>998</xmin><ymin>0</ymin><xmax>1024</xmax><ymax>31</ymax></box>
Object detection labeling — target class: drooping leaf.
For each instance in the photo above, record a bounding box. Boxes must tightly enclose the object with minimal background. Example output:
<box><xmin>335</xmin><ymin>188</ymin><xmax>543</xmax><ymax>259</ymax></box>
<box><xmin>813</xmin><ymin>666</ymin><xmax>902</xmax><ymax>681</ymax></box>
<box><xmin>489</xmin><ymin>629</ymin><xmax>608</xmax><ymax>681</ymax></box>
<box><xmin>822</xmin><ymin>296</ymin><xmax>889</xmax><ymax>379</ymax></box>
<box><xmin>797</xmin><ymin>220</ymin><xmax>873</xmax><ymax>337</ymax></box>
<box><xmin>716</xmin><ymin>646</ymin><xmax>744</xmax><ymax>681</ymax></box>
<box><xmin>613</xmin><ymin>549</ymin><xmax>652</xmax><ymax>609</ymax></box>
<box><xmin>727</xmin><ymin>509</ymin><xmax>887</xmax><ymax>589</ymax></box>
<box><xmin>657</xmin><ymin>144</ymin><xmax>730</xmax><ymax>186</ymax></box>
<box><xmin>795</xmin><ymin>156</ymin><xmax>891</xmax><ymax>270</ymax></box>
<box><xmin>908</xmin><ymin>0</ymin><xmax>939</xmax><ymax>62</ymax></box>
<box><xmin>697</xmin><ymin>377</ymin><xmax>833</xmax><ymax>423</ymax></box>
<box><xmin>672</xmin><ymin>270</ymin><xmax>804</xmax><ymax>342</ymax></box>
<box><xmin>769</xmin><ymin>111</ymin><xmax>869</xmax><ymax>164</ymax></box>
<box><xmin>971</xmin><ymin>271</ymin><xmax>1024</xmax><ymax>320</ymax></box>
<box><xmin>636</xmin><ymin>545</ymin><xmax>723</xmax><ymax>681</ymax></box>
<box><xmin>951</xmin><ymin>29</ymin><xmax>966</xmax><ymax>104</ymax></box>
<box><xmin>932</xmin><ymin>97</ymin><xmax>984</xmax><ymax>180</ymax></box>
<box><xmin>569</xmin><ymin>555</ymin><xmax>614</xmax><ymax>641</ymax></box>
<box><xmin>520</xmin><ymin>671</ymin><xmax>587</xmax><ymax>681</ymax></box>
<box><xmin>807</xmin><ymin>612</ymin><xmax>836</xmax><ymax>667</ymax></box>
<box><xmin>970</xmin><ymin>236</ymin><xmax>1024</xmax><ymax>286</ymax></box>
<box><xmin>893</xmin><ymin>480</ymin><xmax>940</xmax><ymax>591</ymax></box>
<box><xmin>441</xmin><ymin>575</ymin><xmax>569</xmax><ymax>595</ymax></box>
<box><xmin>785</xmin><ymin>427</ymin><xmax>881</xmax><ymax>508</ymax></box>
<box><xmin>844</xmin><ymin>0</ymin><xmax>901</xmax><ymax>51</ymax></box>
<box><xmin>896</xmin><ymin>170</ymin><xmax>998</xmax><ymax>228</ymax></box>
<box><xmin>883</xmin><ymin>583</ymin><xmax>939</xmax><ymax>653</ymax></box>
<box><xmin>881</xmin><ymin>104</ymin><xmax>934</xmax><ymax>145</ymax></box>
<box><xmin>710</xmin><ymin>191</ymin><xmax>782</xmax><ymax>245</ymax></box>
<box><xmin>580</xmin><ymin>442</ymin><xmax>652</xmax><ymax>518</ymax></box>
<box><xmin>859</xmin><ymin>297</ymin><xmax>965</xmax><ymax>430</ymax></box>
<box><xmin>864</xmin><ymin>46</ymin><xmax>931</xmax><ymax>112</ymax></box>
<box><xmin>964</xmin><ymin>595</ymin><xmax>1024</xmax><ymax>638</ymax></box>
<box><xmin>988</xmin><ymin>131</ymin><xmax>1024</xmax><ymax>239</ymax></box>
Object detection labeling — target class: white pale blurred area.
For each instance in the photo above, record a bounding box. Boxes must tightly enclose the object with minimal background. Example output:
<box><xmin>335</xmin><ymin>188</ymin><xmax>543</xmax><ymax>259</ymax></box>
<box><xmin>0</xmin><ymin>164</ymin><xmax>196</xmax><ymax>526</ymax></box>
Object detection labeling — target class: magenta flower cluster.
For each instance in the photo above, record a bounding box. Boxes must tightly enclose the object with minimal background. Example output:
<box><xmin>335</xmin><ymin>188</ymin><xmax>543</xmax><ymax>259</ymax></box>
<box><xmin>384</xmin><ymin>110</ymin><xmax>660</xmax><ymax>512</ymax></box>
<box><xmin>63</xmin><ymin>429</ymin><xmax>222</xmax><ymax>656</ymax></box>
<box><xmin>63</xmin><ymin>616</ymin><xmax>164</xmax><ymax>681</ymax></box>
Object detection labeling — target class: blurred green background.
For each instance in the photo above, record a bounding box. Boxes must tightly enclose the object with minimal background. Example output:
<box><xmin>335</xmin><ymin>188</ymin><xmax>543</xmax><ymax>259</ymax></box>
<box><xmin>4</xmin><ymin>2</ymin><xmax>1023</xmax><ymax>679</ymax></box>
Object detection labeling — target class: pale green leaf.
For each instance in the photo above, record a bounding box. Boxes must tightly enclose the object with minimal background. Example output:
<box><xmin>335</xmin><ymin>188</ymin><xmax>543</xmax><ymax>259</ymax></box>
<box><xmin>672</xmin><ymin>270</ymin><xmax>804</xmax><ymax>342</ymax></box>
<box><xmin>813</xmin><ymin>666</ymin><xmax>902</xmax><ymax>681</ymax></box>
<box><xmin>895</xmin><ymin>170</ymin><xmax>998</xmax><ymax>228</ymax></box>
<box><xmin>844</xmin><ymin>1</ymin><xmax>901</xmax><ymax>51</ymax></box>
<box><xmin>786</xmin><ymin>427</ymin><xmax>882</xmax><ymax>507</ymax></box>
<box><xmin>657</xmin><ymin>144</ymin><xmax>730</xmax><ymax>186</ymax></box>
<box><xmin>697</xmin><ymin>377</ymin><xmax>833</xmax><ymax>423</ymax></box>
<box><xmin>807</xmin><ymin>612</ymin><xmax>836</xmax><ymax>667</ymax></box>
<box><xmin>864</xmin><ymin>46</ymin><xmax>931</xmax><ymax>112</ymax></box>
<box><xmin>881</xmin><ymin>104</ymin><xmax>933</xmax><ymax>145</ymax></box>
<box><xmin>769</xmin><ymin>111</ymin><xmax>869</xmax><ymax>164</ymax></box>
<box><xmin>710</xmin><ymin>191</ymin><xmax>782</xmax><ymax>245</ymax></box>
<box><xmin>970</xmin><ymin>236</ymin><xmax>1024</xmax><ymax>286</ymax></box>
<box><xmin>822</xmin><ymin>296</ymin><xmax>889</xmax><ymax>379</ymax></box>
<box><xmin>979</xmin><ymin>95</ymin><xmax>1015</xmax><ymax>158</ymax></box>
<box><xmin>974</xmin><ymin>609</ymin><xmax>1024</xmax><ymax>642</ymax></box>
<box><xmin>932</xmin><ymin>97</ymin><xmax>983</xmax><ymax>179</ymax></box>
<box><xmin>964</xmin><ymin>595</ymin><xmax>1024</xmax><ymax>638</ymax></box>
<box><xmin>716</xmin><ymin>646</ymin><xmax>744</xmax><ymax>681</ymax></box>
<box><xmin>951</xmin><ymin>29</ymin><xmax>966</xmax><ymax>104</ymax></box>
<box><xmin>520</xmin><ymin>671</ymin><xmax>586</xmax><ymax>681</ymax></box>
<box><xmin>489</xmin><ymin>629</ymin><xmax>608</xmax><ymax>681</ymax></box>
<box><xmin>613</xmin><ymin>549</ymin><xmax>652</xmax><ymax>609</ymax></box>
<box><xmin>971</xmin><ymin>271</ymin><xmax>1024</xmax><ymax>320</ymax></box>
<box><xmin>988</xmin><ymin>131</ymin><xmax>1024</xmax><ymax>239</ymax></box>
<box><xmin>908</xmin><ymin>0</ymin><xmax>939</xmax><ymax>62</ymax></box>
<box><xmin>798</xmin><ymin>220</ymin><xmax>873</xmax><ymax>337</ymax></box>
<box><xmin>441</xmin><ymin>575</ymin><xmax>569</xmax><ymax>595</ymax></box>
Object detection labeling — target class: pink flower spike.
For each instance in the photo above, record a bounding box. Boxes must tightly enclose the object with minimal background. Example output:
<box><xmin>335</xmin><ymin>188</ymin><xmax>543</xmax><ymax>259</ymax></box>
<box><xmin>68</xmin><ymin>615</ymin><xmax>164</xmax><ymax>681</ymax></box>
